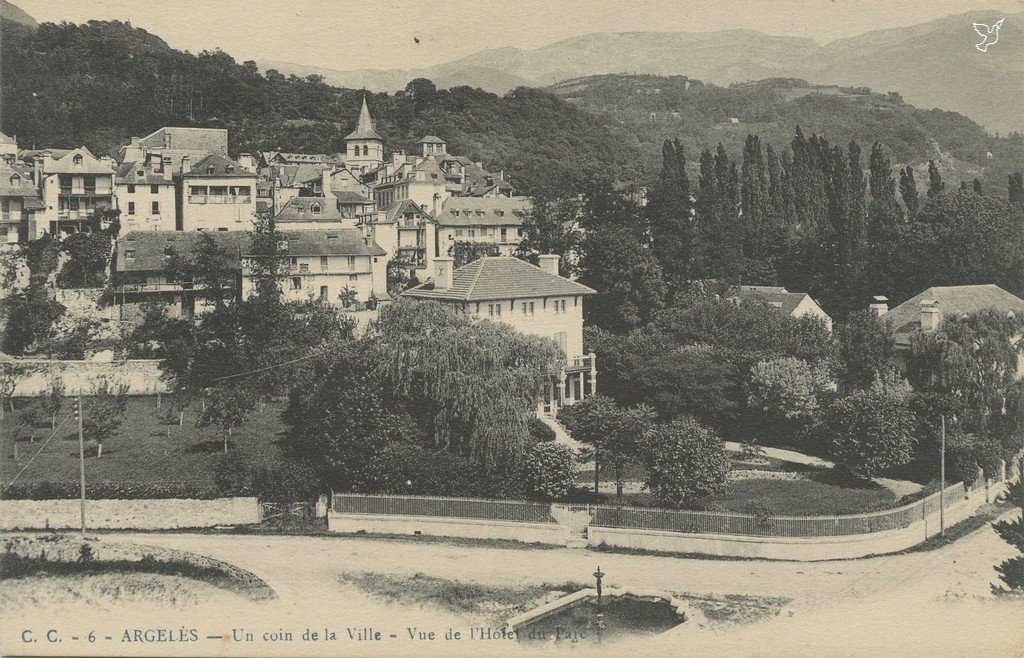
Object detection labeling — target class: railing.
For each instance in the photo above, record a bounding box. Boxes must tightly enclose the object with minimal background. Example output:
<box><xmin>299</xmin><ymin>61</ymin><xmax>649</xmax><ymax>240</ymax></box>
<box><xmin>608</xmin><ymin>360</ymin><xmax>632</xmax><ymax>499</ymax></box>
<box><xmin>591</xmin><ymin>482</ymin><xmax>967</xmax><ymax>538</ymax></box>
<box><xmin>188</xmin><ymin>195</ymin><xmax>252</xmax><ymax>205</ymax></box>
<box><xmin>333</xmin><ymin>480</ymin><xmax>974</xmax><ymax>539</ymax></box>
<box><xmin>333</xmin><ymin>493</ymin><xmax>557</xmax><ymax>524</ymax></box>
<box><xmin>565</xmin><ymin>354</ymin><xmax>595</xmax><ymax>373</ymax></box>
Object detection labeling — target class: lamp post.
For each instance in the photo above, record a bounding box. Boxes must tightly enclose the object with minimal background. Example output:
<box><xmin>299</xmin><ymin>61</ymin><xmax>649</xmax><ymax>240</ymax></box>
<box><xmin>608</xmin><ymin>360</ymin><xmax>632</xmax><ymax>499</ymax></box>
<box><xmin>593</xmin><ymin>566</ymin><xmax>605</xmax><ymax>645</ymax></box>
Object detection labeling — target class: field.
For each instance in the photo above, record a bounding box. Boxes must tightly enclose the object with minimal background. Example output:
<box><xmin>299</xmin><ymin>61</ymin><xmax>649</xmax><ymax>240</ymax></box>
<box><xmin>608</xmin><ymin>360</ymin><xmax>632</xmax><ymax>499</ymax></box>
<box><xmin>1</xmin><ymin>395</ymin><xmax>288</xmax><ymax>488</ymax></box>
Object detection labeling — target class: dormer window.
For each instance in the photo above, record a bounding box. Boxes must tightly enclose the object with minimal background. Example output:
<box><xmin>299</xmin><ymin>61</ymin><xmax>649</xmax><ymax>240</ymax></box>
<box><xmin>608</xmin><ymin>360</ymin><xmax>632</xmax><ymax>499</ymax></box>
<box><xmin>225</xmin><ymin>165</ymin><xmax>234</xmax><ymax>173</ymax></box>
<box><xmin>9</xmin><ymin>174</ymin><xmax>19</xmax><ymax>186</ymax></box>
<box><xmin>310</xmin><ymin>202</ymin><xmax>322</xmax><ymax>215</ymax></box>
<box><xmin>73</xmin><ymin>154</ymin><xmax>83</xmax><ymax>166</ymax></box>
<box><xmin>207</xmin><ymin>166</ymin><xmax>215</xmax><ymax>175</ymax></box>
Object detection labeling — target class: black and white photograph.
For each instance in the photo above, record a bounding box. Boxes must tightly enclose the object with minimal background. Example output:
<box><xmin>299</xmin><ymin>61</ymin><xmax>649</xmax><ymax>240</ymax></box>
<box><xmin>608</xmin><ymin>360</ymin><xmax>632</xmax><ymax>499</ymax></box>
<box><xmin>0</xmin><ymin>0</ymin><xmax>1022</xmax><ymax>655</ymax></box>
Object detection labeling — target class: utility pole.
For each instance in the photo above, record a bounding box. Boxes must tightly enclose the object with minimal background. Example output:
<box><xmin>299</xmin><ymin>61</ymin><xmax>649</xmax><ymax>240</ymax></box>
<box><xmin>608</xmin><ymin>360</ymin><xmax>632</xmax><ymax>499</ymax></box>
<box><xmin>77</xmin><ymin>394</ymin><xmax>86</xmax><ymax>538</ymax></box>
<box><xmin>940</xmin><ymin>414</ymin><xmax>946</xmax><ymax>537</ymax></box>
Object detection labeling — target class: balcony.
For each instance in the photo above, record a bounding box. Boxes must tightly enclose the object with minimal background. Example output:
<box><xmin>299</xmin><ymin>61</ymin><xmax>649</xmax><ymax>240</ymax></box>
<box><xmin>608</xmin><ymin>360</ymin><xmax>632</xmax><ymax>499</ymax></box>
<box><xmin>188</xmin><ymin>195</ymin><xmax>252</xmax><ymax>205</ymax></box>
<box><xmin>59</xmin><ymin>189</ymin><xmax>112</xmax><ymax>198</ymax></box>
<box><xmin>1</xmin><ymin>212</ymin><xmax>27</xmax><ymax>223</ymax></box>
<box><xmin>564</xmin><ymin>354</ymin><xmax>596</xmax><ymax>373</ymax></box>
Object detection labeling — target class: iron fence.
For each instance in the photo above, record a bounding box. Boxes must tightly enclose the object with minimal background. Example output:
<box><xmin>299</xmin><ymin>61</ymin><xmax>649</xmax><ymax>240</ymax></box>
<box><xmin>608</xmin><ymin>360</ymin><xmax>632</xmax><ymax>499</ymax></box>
<box><xmin>332</xmin><ymin>493</ymin><xmax>557</xmax><ymax>524</ymax></box>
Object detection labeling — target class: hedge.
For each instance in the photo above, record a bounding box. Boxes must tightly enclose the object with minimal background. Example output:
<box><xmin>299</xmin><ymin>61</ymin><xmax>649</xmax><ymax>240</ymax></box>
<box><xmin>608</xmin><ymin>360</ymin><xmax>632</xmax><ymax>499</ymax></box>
<box><xmin>0</xmin><ymin>481</ymin><xmax>223</xmax><ymax>500</ymax></box>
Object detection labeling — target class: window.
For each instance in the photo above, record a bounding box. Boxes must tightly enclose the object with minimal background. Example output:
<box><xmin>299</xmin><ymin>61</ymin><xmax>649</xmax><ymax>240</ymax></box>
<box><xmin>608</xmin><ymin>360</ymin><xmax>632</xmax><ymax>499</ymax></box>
<box><xmin>311</xmin><ymin>202</ymin><xmax>322</xmax><ymax>214</ymax></box>
<box><xmin>350</xmin><ymin>274</ymin><xmax>359</xmax><ymax>282</ymax></box>
<box><xmin>553</xmin><ymin>332</ymin><xmax>567</xmax><ymax>353</ymax></box>
<box><xmin>299</xmin><ymin>263</ymin><xmax>309</xmax><ymax>274</ymax></box>
<box><xmin>362</xmin><ymin>145</ymin><xmax>369</xmax><ymax>156</ymax></box>
<box><xmin>517</xmin><ymin>227</ymin><xmax>524</xmax><ymax>237</ymax></box>
<box><xmin>151</xmin><ymin>184</ymin><xmax>159</xmax><ymax>194</ymax></box>
<box><xmin>553</xmin><ymin>299</ymin><xmax>567</xmax><ymax>315</ymax></box>
<box><xmin>455</xmin><ymin>229</ymin><xmax>464</xmax><ymax>237</ymax></box>
<box><xmin>468</xmin><ymin>229</ymin><xmax>476</xmax><ymax>238</ymax></box>
<box><xmin>73</xmin><ymin>154</ymin><xmax>83</xmax><ymax>166</ymax></box>
<box><xmin>320</xmin><ymin>256</ymin><xmax>328</xmax><ymax>271</ymax></box>
<box><xmin>127</xmin><ymin>184</ymin><xmax>135</xmax><ymax>194</ymax></box>
<box><xmin>9</xmin><ymin>174</ymin><xmax>20</xmax><ymax>186</ymax></box>
<box><xmin>320</xmin><ymin>286</ymin><xmax>329</xmax><ymax>300</ymax></box>
<box><xmin>151</xmin><ymin>201</ymin><xmax>160</xmax><ymax>215</ymax></box>
<box><xmin>488</xmin><ymin>303</ymin><xmax>502</xmax><ymax>317</ymax></box>
<box><xmin>291</xmin><ymin>277</ymin><xmax>302</xmax><ymax>290</ymax></box>
<box><xmin>346</xmin><ymin>256</ymin><xmax>356</xmax><ymax>270</ymax></box>
<box><xmin>124</xmin><ymin>249</ymin><xmax>136</xmax><ymax>261</ymax></box>
<box><xmin>126</xmin><ymin>202</ymin><xmax>135</xmax><ymax>216</ymax></box>
<box><xmin>522</xmin><ymin>301</ymin><xmax>535</xmax><ymax>316</ymax></box>
<box><xmin>501</xmin><ymin>228</ymin><xmax>507</xmax><ymax>241</ymax></box>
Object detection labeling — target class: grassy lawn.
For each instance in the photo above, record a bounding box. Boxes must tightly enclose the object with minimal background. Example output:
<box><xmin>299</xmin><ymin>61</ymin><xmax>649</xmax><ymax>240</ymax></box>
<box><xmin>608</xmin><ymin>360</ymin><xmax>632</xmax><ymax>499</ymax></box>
<box><xmin>1</xmin><ymin>395</ymin><xmax>287</xmax><ymax>488</ymax></box>
<box><xmin>707</xmin><ymin>476</ymin><xmax>896</xmax><ymax>515</ymax></box>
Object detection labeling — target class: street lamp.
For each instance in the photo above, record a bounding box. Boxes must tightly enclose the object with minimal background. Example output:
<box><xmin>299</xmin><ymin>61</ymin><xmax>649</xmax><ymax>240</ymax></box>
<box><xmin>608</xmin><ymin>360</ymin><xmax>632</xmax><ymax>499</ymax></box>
<box><xmin>593</xmin><ymin>566</ymin><xmax>605</xmax><ymax>645</ymax></box>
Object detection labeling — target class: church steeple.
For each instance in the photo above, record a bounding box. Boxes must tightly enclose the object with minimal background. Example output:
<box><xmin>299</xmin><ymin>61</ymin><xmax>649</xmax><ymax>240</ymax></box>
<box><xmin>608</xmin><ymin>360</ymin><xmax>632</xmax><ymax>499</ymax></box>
<box><xmin>344</xmin><ymin>94</ymin><xmax>384</xmax><ymax>173</ymax></box>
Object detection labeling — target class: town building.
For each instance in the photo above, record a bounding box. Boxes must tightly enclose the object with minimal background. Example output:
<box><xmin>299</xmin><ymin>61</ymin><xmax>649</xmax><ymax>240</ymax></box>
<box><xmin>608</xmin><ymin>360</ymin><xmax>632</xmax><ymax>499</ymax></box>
<box><xmin>879</xmin><ymin>284</ymin><xmax>1024</xmax><ymax>349</ymax></box>
<box><xmin>359</xmin><ymin>199</ymin><xmax>436</xmax><ymax>279</ymax></box>
<box><xmin>0</xmin><ymin>164</ymin><xmax>45</xmax><ymax>246</ymax></box>
<box><xmin>177</xmin><ymin>153</ymin><xmax>258</xmax><ymax>231</ymax></box>
<box><xmin>113</xmin><ymin>230</ymin><xmax>243</xmax><ymax>318</ymax></box>
<box><xmin>436</xmin><ymin>196</ymin><xmax>529</xmax><ymax>258</ymax></box>
<box><xmin>34</xmin><ymin>147</ymin><xmax>117</xmax><ymax>236</ymax></box>
<box><xmin>0</xmin><ymin>132</ymin><xmax>18</xmax><ymax>164</ymax></box>
<box><xmin>241</xmin><ymin>229</ymin><xmax>388</xmax><ymax>307</ymax></box>
<box><xmin>115</xmin><ymin>159</ymin><xmax>176</xmax><ymax>232</ymax></box>
<box><xmin>120</xmin><ymin>127</ymin><xmax>229</xmax><ymax>172</ymax></box>
<box><xmin>343</xmin><ymin>96</ymin><xmax>385</xmax><ymax>174</ymax></box>
<box><xmin>729</xmin><ymin>285</ymin><xmax>833</xmax><ymax>331</ymax></box>
<box><xmin>403</xmin><ymin>255</ymin><xmax>597</xmax><ymax>414</ymax></box>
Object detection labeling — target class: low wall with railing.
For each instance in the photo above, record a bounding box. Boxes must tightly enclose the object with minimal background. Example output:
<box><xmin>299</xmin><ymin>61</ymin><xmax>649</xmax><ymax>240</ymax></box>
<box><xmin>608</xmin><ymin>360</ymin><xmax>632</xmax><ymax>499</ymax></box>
<box><xmin>330</xmin><ymin>475</ymin><xmax>1009</xmax><ymax>561</ymax></box>
<box><xmin>8</xmin><ymin>358</ymin><xmax>169</xmax><ymax>396</ymax></box>
<box><xmin>0</xmin><ymin>497</ymin><xmax>260</xmax><ymax>530</ymax></box>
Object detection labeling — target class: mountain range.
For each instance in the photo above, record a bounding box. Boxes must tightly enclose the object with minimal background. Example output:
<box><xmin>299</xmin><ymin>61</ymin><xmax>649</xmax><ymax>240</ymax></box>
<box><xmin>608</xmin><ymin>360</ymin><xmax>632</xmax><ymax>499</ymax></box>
<box><xmin>259</xmin><ymin>10</ymin><xmax>1023</xmax><ymax>134</ymax></box>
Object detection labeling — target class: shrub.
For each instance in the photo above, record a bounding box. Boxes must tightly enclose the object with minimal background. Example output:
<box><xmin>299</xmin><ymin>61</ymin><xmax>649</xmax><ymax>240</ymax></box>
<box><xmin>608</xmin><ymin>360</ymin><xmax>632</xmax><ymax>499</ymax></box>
<box><xmin>213</xmin><ymin>453</ymin><xmax>251</xmax><ymax>497</ymax></box>
<box><xmin>522</xmin><ymin>442</ymin><xmax>575</xmax><ymax>501</ymax></box>
<box><xmin>529</xmin><ymin>417</ymin><xmax>557</xmax><ymax>442</ymax></box>
<box><xmin>351</xmin><ymin>444</ymin><xmax>487</xmax><ymax>497</ymax></box>
<box><xmin>823</xmin><ymin>389</ymin><xmax>917</xmax><ymax>480</ymax></box>
<box><xmin>993</xmin><ymin>480</ymin><xmax>1024</xmax><ymax>595</ymax></box>
<box><xmin>250</xmin><ymin>461</ymin><xmax>321</xmax><ymax>503</ymax></box>
<box><xmin>643</xmin><ymin>417</ymin><xmax>731</xmax><ymax>508</ymax></box>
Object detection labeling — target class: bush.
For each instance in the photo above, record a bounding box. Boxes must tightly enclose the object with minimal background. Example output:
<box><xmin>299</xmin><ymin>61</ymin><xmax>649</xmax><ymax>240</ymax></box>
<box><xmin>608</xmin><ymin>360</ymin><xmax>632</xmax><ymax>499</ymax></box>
<box><xmin>522</xmin><ymin>442</ymin><xmax>575</xmax><ymax>501</ymax></box>
<box><xmin>529</xmin><ymin>417</ymin><xmax>557</xmax><ymax>442</ymax></box>
<box><xmin>213</xmin><ymin>453</ymin><xmax>251</xmax><ymax>497</ymax></box>
<box><xmin>250</xmin><ymin>461</ymin><xmax>321</xmax><ymax>503</ymax></box>
<box><xmin>823</xmin><ymin>389</ymin><xmax>917</xmax><ymax>480</ymax></box>
<box><xmin>0</xmin><ymin>481</ymin><xmax>223</xmax><ymax>500</ymax></box>
<box><xmin>644</xmin><ymin>417</ymin><xmax>731</xmax><ymax>508</ymax></box>
<box><xmin>351</xmin><ymin>444</ymin><xmax>487</xmax><ymax>497</ymax></box>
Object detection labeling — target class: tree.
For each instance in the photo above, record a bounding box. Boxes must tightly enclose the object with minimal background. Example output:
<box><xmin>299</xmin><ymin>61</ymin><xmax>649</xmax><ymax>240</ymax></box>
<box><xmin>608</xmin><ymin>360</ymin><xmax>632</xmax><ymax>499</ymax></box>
<box><xmin>56</xmin><ymin>231</ymin><xmax>112</xmax><ymax>288</ymax></box>
<box><xmin>163</xmin><ymin>232</ymin><xmax>236</xmax><ymax>309</ymax></box>
<box><xmin>1</xmin><ymin>287</ymin><xmax>66</xmax><ymax>356</ymax></box>
<box><xmin>515</xmin><ymin>194</ymin><xmax>583</xmax><ymax>277</ymax></box>
<box><xmin>451</xmin><ymin>241</ymin><xmax>499</xmax><ymax>268</ymax></box>
<box><xmin>867</xmin><ymin>142</ymin><xmax>903</xmax><ymax>244</ymax></box>
<box><xmin>39</xmin><ymin>377</ymin><xmax>65</xmax><ymax>429</ymax></box>
<box><xmin>1009</xmin><ymin>172</ymin><xmax>1024</xmax><ymax>204</ymax></box>
<box><xmin>0</xmin><ymin>363</ymin><xmax>35</xmax><ymax>418</ymax></box>
<box><xmin>523</xmin><ymin>442</ymin><xmax>576</xmax><ymax>501</ymax></box>
<box><xmin>992</xmin><ymin>479</ymin><xmax>1024</xmax><ymax>594</ymax></box>
<box><xmin>643</xmin><ymin>417</ymin><xmax>731</xmax><ymax>508</ymax></box>
<box><xmin>199</xmin><ymin>384</ymin><xmax>255</xmax><ymax>453</ymax></box>
<box><xmin>899</xmin><ymin>165</ymin><xmax>919</xmax><ymax>216</ymax></box>
<box><xmin>927</xmin><ymin>160</ymin><xmax>945</xmax><ymax>198</ymax></box>
<box><xmin>81</xmin><ymin>382</ymin><xmax>129</xmax><ymax>458</ymax></box>
<box><xmin>557</xmin><ymin>395</ymin><xmax>654</xmax><ymax>498</ymax></box>
<box><xmin>823</xmin><ymin>389</ymin><xmax>917</xmax><ymax>479</ymax></box>
<box><xmin>973</xmin><ymin>178</ymin><xmax>984</xmax><ymax>194</ymax></box>
<box><xmin>647</xmin><ymin>138</ymin><xmax>693</xmax><ymax>283</ymax></box>
<box><xmin>747</xmin><ymin>356</ymin><xmax>830</xmax><ymax>421</ymax></box>
<box><xmin>835</xmin><ymin>310</ymin><xmax>896</xmax><ymax>392</ymax></box>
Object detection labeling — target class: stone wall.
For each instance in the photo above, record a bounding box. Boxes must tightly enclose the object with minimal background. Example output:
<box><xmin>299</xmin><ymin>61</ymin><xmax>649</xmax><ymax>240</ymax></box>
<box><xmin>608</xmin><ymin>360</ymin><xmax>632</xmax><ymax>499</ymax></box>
<box><xmin>0</xmin><ymin>497</ymin><xmax>259</xmax><ymax>530</ymax></box>
<box><xmin>327</xmin><ymin>513</ymin><xmax>567</xmax><ymax>545</ymax></box>
<box><xmin>9</xmin><ymin>359</ymin><xmax>168</xmax><ymax>396</ymax></box>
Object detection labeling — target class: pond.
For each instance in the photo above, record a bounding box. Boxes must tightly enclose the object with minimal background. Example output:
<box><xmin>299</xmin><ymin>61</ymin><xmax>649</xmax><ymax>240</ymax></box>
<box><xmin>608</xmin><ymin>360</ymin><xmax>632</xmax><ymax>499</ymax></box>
<box><xmin>513</xmin><ymin>593</ymin><xmax>684</xmax><ymax>646</ymax></box>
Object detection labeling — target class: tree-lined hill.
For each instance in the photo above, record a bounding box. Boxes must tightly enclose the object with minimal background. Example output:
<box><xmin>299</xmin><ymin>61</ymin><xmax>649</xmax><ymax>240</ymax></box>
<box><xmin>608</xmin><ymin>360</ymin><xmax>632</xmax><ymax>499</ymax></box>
<box><xmin>1</xmin><ymin>19</ymin><xmax>1019</xmax><ymax>197</ymax></box>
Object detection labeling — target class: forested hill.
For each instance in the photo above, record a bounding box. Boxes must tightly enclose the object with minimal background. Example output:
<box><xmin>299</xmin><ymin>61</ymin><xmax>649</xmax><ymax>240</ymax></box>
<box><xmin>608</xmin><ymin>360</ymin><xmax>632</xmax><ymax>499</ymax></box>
<box><xmin>2</xmin><ymin>19</ymin><xmax>1019</xmax><ymax>197</ymax></box>
<box><xmin>0</xmin><ymin>20</ymin><xmax>636</xmax><ymax>195</ymax></box>
<box><xmin>550</xmin><ymin>75</ymin><xmax>1024</xmax><ymax>199</ymax></box>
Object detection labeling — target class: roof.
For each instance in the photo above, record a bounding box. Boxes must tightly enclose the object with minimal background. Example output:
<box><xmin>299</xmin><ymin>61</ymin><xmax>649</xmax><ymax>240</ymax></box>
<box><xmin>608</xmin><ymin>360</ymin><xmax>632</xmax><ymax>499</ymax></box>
<box><xmin>271</xmin><ymin>163</ymin><xmax>328</xmax><ymax>187</ymax></box>
<box><xmin>404</xmin><ymin>256</ymin><xmax>594</xmax><ymax>302</ymax></box>
<box><xmin>271</xmin><ymin>152</ymin><xmax>329</xmax><ymax>165</ymax></box>
<box><xmin>384</xmin><ymin>199</ymin><xmax>432</xmax><ymax>223</ymax></box>
<box><xmin>138</xmin><ymin>127</ymin><xmax>228</xmax><ymax>156</ymax></box>
<box><xmin>182</xmin><ymin>154</ymin><xmax>255</xmax><ymax>178</ymax></box>
<box><xmin>0</xmin><ymin>132</ymin><xmax>15</xmax><ymax>145</ymax></box>
<box><xmin>344</xmin><ymin>96</ymin><xmax>383</xmax><ymax>141</ymax></box>
<box><xmin>887</xmin><ymin>284</ymin><xmax>1024</xmax><ymax>341</ymax></box>
<box><xmin>438</xmin><ymin>196</ymin><xmax>530</xmax><ymax>227</ymax></box>
<box><xmin>730</xmin><ymin>286</ymin><xmax>810</xmax><ymax>317</ymax></box>
<box><xmin>0</xmin><ymin>167</ymin><xmax>42</xmax><ymax>200</ymax></box>
<box><xmin>116</xmin><ymin>160</ymin><xmax>174</xmax><ymax>185</ymax></box>
<box><xmin>115</xmin><ymin>231</ymin><xmax>244</xmax><ymax>273</ymax></box>
<box><xmin>19</xmin><ymin>148</ymin><xmax>72</xmax><ymax>163</ymax></box>
<box><xmin>274</xmin><ymin>196</ymin><xmax>352</xmax><ymax>223</ymax></box>
<box><xmin>45</xmin><ymin>147</ymin><xmax>114</xmax><ymax>175</ymax></box>
<box><xmin>332</xmin><ymin>190</ymin><xmax>373</xmax><ymax>205</ymax></box>
<box><xmin>115</xmin><ymin>229</ymin><xmax>385</xmax><ymax>272</ymax></box>
<box><xmin>418</xmin><ymin>135</ymin><xmax>446</xmax><ymax>144</ymax></box>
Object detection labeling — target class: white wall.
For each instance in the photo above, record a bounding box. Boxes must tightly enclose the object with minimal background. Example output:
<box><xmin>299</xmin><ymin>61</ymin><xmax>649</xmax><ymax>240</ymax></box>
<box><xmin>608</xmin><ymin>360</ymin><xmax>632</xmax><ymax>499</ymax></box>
<box><xmin>117</xmin><ymin>182</ymin><xmax>176</xmax><ymax>232</ymax></box>
<box><xmin>11</xmin><ymin>359</ymin><xmax>169</xmax><ymax>396</ymax></box>
<box><xmin>181</xmin><ymin>177</ymin><xmax>256</xmax><ymax>231</ymax></box>
<box><xmin>0</xmin><ymin>497</ymin><xmax>260</xmax><ymax>530</ymax></box>
<box><xmin>463</xmin><ymin>294</ymin><xmax>586</xmax><ymax>360</ymax></box>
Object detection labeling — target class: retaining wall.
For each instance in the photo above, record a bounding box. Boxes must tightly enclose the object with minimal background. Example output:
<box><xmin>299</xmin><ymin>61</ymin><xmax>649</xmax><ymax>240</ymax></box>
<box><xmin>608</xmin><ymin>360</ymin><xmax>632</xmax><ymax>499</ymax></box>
<box><xmin>327</xmin><ymin>512</ymin><xmax>567</xmax><ymax>545</ymax></box>
<box><xmin>0</xmin><ymin>497</ymin><xmax>259</xmax><ymax>530</ymax></box>
<box><xmin>9</xmin><ymin>359</ymin><xmax>169</xmax><ymax>396</ymax></box>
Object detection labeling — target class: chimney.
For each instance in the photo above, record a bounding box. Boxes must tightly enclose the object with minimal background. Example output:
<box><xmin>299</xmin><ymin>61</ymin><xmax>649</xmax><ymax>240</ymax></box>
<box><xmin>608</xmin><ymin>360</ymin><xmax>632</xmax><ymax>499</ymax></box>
<box><xmin>433</xmin><ymin>256</ymin><xmax>454</xmax><ymax>291</ymax></box>
<box><xmin>919</xmin><ymin>299</ymin><xmax>941</xmax><ymax>332</ymax></box>
<box><xmin>321</xmin><ymin>169</ymin><xmax>332</xmax><ymax>197</ymax></box>
<box><xmin>538</xmin><ymin>254</ymin><xmax>560</xmax><ymax>277</ymax></box>
<box><xmin>869</xmin><ymin>295</ymin><xmax>889</xmax><ymax>317</ymax></box>
<box><xmin>180</xmin><ymin>155</ymin><xmax>191</xmax><ymax>174</ymax></box>
<box><xmin>163</xmin><ymin>132</ymin><xmax>171</xmax><ymax>148</ymax></box>
<box><xmin>237</xmin><ymin>153</ymin><xmax>256</xmax><ymax>172</ymax></box>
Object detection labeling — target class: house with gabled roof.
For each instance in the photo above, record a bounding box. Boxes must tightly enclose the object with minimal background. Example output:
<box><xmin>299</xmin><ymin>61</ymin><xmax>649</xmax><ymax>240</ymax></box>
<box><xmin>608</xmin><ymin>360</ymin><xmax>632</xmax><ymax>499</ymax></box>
<box><xmin>729</xmin><ymin>285</ymin><xmax>833</xmax><ymax>331</ymax></box>
<box><xmin>879</xmin><ymin>284</ymin><xmax>1024</xmax><ymax>349</ymax></box>
<box><xmin>0</xmin><ymin>164</ymin><xmax>45</xmax><ymax>246</ymax></box>
<box><xmin>404</xmin><ymin>255</ymin><xmax>596</xmax><ymax>414</ymax></box>
<box><xmin>177</xmin><ymin>153</ymin><xmax>257</xmax><ymax>231</ymax></box>
<box><xmin>34</xmin><ymin>147</ymin><xmax>117</xmax><ymax>236</ymax></box>
<box><xmin>116</xmin><ymin>159</ymin><xmax>177</xmax><ymax>232</ymax></box>
<box><xmin>437</xmin><ymin>196</ymin><xmax>530</xmax><ymax>258</ymax></box>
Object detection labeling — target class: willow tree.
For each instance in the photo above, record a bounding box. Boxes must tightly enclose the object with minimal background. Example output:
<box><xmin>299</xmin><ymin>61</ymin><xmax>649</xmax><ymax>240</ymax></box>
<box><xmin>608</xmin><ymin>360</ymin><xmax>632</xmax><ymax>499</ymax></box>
<box><xmin>907</xmin><ymin>309</ymin><xmax>1024</xmax><ymax>459</ymax></box>
<box><xmin>373</xmin><ymin>299</ymin><xmax>563</xmax><ymax>466</ymax></box>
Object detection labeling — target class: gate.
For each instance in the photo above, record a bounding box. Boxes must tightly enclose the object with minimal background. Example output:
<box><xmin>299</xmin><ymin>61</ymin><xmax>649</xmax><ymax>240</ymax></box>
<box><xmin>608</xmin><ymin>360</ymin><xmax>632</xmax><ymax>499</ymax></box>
<box><xmin>259</xmin><ymin>502</ymin><xmax>314</xmax><ymax>525</ymax></box>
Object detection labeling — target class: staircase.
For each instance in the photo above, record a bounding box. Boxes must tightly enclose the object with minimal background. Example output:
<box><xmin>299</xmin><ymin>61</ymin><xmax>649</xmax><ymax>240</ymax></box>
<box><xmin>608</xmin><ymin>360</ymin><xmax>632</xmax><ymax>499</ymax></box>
<box><xmin>537</xmin><ymin>413</ymin><xmax>587</xmax><ymax>453</ymax></box>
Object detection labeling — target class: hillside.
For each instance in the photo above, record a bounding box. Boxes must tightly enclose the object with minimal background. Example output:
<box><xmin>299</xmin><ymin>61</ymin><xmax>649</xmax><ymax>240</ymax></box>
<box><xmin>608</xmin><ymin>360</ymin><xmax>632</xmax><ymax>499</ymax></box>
<box><xmin>548</xmin><ymin>74</ymin><xmax>1024</xmax><ymax>198</ymax></box>
<box><xmin>0</xmin><ymin>0</ymin><xmax>35</xmax><ymax>27</ymax></box>
<box><xmin>268</xmin><ymin>10</ymin><xmax>1024</xmax><ymax>134</ymax></box>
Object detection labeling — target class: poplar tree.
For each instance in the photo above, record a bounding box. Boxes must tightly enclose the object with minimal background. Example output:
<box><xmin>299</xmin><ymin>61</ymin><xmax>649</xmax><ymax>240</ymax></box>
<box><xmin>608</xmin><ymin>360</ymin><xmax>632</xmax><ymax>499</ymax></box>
<box><xmin>899</xmin><ymin>165</ymin><xmax>919</xmax><ymax>216</ymax></box>
<box><xmin>927</xmin><ymin>160</ymin><xmax>945</xmax><ymax>198</ymax></box>
<box><xmin>647</xmin><ymin>138</ymin><xmax>693</xmax><ymax>282</ymax></box>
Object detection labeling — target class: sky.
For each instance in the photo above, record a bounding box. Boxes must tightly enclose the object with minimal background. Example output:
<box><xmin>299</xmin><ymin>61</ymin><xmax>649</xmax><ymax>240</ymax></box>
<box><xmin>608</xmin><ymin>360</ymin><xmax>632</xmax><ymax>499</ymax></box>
<box><xmin>15</xmin><ymin>0</ymin><xmax>1024</xmax><ymax>71</ymax></box>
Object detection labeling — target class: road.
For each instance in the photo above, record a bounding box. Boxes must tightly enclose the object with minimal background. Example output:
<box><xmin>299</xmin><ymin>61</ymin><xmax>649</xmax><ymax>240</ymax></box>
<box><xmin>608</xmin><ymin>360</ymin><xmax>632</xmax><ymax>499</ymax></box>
<box><xmin>88</xmin><ymin>512</ymin><xmax>1024</xmax><ymax>656</ymax></box>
